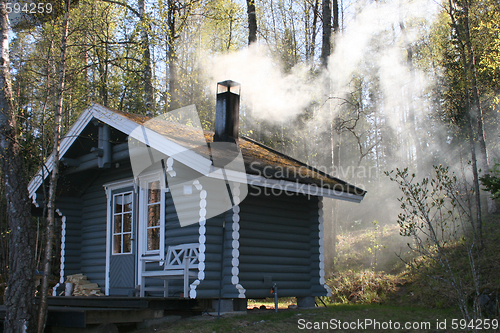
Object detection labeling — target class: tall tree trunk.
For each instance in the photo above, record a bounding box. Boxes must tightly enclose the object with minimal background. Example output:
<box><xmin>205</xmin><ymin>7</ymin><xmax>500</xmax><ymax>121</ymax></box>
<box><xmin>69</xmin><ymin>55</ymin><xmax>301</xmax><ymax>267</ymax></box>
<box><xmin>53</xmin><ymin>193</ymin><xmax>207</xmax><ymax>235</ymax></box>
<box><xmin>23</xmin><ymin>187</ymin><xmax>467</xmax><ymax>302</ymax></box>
<box><xmin>461</xmin><ymin>0</ymin><xmax>496</xmax><ymax>213</ymax></box>
<box><xmin>463</xmin><ymin>59</ymin><xmax>483</xmax><ymax>246</ymax></box>
<box><xmin>321</xmin><ymin>0</ymin><xmax>335</xmax><ymax>273</ymax></box>
<box><xmin>400</xmin><ymin>20</ymin><xmax>422</xmax><ymax>174</ymax></box>
<box><xmin>323</xmin><ymin>0</ymin><xmax>334</xmax><ymax>172</ymax></box>
<box><xmin>304</xmin><ymin>1</ymin><xmax>310</xmax><ymax>61</ymax></box>
<box><xmin>96</xmin><ymin>47</ymin><xmax>108</xmax><ymax>107</ymax></box>
<box><xmin>320</xmin><ymin>0</ymin><xmax>331</xmax><ymax>68</ymax></box>
<box><xmin>139</xmin><ymin>0</ymin><xmax>154</xmax><ymax>114</ymax></box>
<box><xmin>448</xmin><ymin>0</ymin><xmax>483</xmax><ymax>244</ymax></box>
<box><xmin>332</xmin><ymin>0</ymin><xmax>339</xmax><ymax>33</ymax></box>
<box><xmin>166</xmin><ymin>0</ymin><xmax>177</xmax><ymax>111</ymax></box>
<box><xmin>247</xmin><ymin>0</ymin><xmax>257</xmax><ymax>45</ymax></box>
<box><xmin>304</xmin><ymin>0</ymin><xmax>319</xmax><ymax>63</ymax></box>
<box><xmin>0</xmin><ymin>2</ymin><xmax>37</xmax><ymax>332</ymax></box>
<box><xmin>37</xmin><ymin>1</ymin><xmax>70</xmax><ymax>332</ymax></box>
<box><xmin>311</xmin><ymin>0</ymin><xmax>319</xmax><ymax>61</ymax></box>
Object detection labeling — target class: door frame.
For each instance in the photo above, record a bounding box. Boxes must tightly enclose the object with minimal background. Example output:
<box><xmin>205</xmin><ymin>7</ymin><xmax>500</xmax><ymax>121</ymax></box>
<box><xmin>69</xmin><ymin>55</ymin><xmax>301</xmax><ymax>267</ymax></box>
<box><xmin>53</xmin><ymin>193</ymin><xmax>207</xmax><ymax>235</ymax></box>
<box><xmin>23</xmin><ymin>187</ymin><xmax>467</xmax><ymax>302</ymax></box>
<box><xmin>104</xmin><ymin>178</ymin><xmax>136</xmax><ymax>296</ymax></box>
<box><xmin>137</xmin><ymin>172</ymin><xmax>166</xmax><ymax>258</ymax></box>
<box><xmin>136</xmin><ymin>171</ymin><xmax>166</xmax><ymax>293</ymax></box>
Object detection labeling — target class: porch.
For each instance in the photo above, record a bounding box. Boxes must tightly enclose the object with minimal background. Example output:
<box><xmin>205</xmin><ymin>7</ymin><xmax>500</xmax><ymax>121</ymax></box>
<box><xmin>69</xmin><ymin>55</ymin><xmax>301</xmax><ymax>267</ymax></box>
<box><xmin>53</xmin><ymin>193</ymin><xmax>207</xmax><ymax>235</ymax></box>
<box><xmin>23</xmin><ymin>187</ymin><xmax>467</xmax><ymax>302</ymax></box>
<box><xmin>0</xmin><ymin>296</ymin><xmax>201</xmax><ymax>332</ymax></box>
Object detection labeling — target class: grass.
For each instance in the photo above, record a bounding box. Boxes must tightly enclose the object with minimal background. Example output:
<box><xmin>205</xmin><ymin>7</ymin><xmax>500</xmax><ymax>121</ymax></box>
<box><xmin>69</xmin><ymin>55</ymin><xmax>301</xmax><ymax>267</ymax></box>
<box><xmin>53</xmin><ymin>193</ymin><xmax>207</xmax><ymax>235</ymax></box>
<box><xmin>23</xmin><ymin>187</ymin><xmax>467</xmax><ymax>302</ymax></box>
<box><xmin>334</xmin><ymin>223</ymin><xmax>408</xmax><ymax>274</ymax></box>
<box><xmin>132</xmin><ymin>304</ymin><xmax>465</xmax><ymax>333</ymax></box>
<box><xmin>327</xmin><ymin>270</ymin><xmax>400</xmax><ymax>304</ymax></box>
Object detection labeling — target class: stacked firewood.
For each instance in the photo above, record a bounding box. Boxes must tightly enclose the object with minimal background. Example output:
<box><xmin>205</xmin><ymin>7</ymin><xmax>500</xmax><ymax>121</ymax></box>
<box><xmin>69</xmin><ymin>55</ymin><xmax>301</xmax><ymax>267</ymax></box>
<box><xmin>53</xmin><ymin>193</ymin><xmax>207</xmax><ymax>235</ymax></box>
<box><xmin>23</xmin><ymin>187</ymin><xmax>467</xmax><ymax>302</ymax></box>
<box><xmin>65</xmin><ymin>273</ymin><xmax>104</xmax><ymax>296</ymax></box>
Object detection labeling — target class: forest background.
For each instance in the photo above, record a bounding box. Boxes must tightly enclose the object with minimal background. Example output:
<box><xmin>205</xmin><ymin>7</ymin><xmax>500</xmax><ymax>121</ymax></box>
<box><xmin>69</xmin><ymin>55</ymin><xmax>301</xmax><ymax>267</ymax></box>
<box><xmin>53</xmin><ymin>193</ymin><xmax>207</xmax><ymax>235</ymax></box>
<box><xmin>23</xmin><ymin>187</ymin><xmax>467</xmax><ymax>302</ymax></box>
<box><xmin>0</xmin><ymin>0</ymin><xmax>499</xmax><ymax>331</ymax></box>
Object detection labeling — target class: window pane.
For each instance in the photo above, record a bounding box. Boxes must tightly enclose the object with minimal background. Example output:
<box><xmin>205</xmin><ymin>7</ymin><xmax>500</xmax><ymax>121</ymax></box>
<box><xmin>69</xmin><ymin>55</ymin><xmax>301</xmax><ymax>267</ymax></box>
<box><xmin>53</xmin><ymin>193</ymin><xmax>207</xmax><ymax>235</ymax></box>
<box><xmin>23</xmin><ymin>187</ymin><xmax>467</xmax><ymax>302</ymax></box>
<box><xmin>148</xmin><ymin>204</ymin><xmax>160</xmax><ymax>227</ymax></box>
<box><xmin>112</xmin><ymin>191</ymin><xmax>134</xmax><ymax>255</ymax></box>
<box><xmin>123</xmin><ymin>233</ymin><xmax>131</xmax><ymax>253</ymax></box>
<box><xmin>123</xmin><ymin>213</ymin><xmax>132</xmax><ymax>232</ymax></box>
<box><xmin>114</xmin><ymin>235</ymin><xmax>122</xmax><ymax>254</ymax></box>
<box><xmin>114</xmin><ymin>215</ymin><xmax>122</xmax><ymax>234</ymax></box>
<box><xmin>147</xmin><ymin>228</ymin><xmax>160</xmax><ymax>251</ymax></box>
<box><xmin>123</xmin><ymin>193</ymin><xmax>133</xmax><ymax>212</ymax></box>
<box><xmin>114</xmin><ymin>194</ymin><xmax>123</xmax><ymax>213</ymax></box>
<box><xmin>148</xmin><ymin>181</ymin><xmax>160</xmax><ymax>204</ymax></box>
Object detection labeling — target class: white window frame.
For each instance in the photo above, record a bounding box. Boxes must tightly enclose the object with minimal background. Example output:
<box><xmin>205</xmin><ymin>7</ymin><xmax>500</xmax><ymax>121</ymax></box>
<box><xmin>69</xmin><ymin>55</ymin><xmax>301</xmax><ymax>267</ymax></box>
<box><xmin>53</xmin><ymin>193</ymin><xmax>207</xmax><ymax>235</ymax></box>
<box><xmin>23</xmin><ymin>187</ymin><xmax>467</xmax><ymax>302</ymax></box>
<box><xmin>111</xmin><ymin>191</ymin><xmax>134</xmax><ymax>255</ymax></box>
<box><xmin>138</xmin><ymin>172</ymin><xmax>166</xmax><ymax>261</ymax></box>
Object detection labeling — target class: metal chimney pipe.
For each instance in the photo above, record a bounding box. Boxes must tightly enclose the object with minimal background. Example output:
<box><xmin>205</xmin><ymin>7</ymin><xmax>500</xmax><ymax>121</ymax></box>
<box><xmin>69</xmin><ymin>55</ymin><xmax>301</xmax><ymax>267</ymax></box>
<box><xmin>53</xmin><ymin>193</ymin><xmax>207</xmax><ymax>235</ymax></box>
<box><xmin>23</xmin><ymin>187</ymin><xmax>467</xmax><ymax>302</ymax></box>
<box><xmin>90</xmin><ymin>122</ymin><xmax>112</xmax><ymax>169</ymax></box>
<box><xmin>214</xmin><ymin>80</ymin><xmax>241</xmax><ymax>143</ymax></box>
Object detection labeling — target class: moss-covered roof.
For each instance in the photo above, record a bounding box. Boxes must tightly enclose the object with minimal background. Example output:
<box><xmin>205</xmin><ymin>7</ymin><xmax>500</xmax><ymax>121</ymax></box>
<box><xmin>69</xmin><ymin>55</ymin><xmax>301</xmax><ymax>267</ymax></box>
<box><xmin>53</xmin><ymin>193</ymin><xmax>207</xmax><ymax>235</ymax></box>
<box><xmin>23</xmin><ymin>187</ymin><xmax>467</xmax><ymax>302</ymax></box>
<box><xmin>113</xmin><ymin>108</ymin><xmax>365</xmax><ymax>197</ymax></box>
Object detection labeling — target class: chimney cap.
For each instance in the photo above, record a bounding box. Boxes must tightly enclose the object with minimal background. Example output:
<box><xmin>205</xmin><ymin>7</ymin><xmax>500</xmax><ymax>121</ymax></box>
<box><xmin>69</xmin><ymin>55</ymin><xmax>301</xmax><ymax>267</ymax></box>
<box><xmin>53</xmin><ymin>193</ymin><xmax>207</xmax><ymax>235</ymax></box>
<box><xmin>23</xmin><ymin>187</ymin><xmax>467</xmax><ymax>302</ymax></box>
<box><xmin>217</xmin><ymin>80</ymin><xmax>241</xmax><ymax>95</ymax></box>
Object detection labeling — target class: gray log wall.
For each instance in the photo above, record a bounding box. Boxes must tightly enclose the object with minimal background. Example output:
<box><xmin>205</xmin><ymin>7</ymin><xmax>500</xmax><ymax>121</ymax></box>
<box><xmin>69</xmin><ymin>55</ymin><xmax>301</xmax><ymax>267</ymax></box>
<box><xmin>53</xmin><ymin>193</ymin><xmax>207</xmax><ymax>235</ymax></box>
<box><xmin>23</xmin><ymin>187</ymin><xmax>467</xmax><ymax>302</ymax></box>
<box><xmin>45</xmin><ymin>156</ymin><xmax>327</xmax><ymax>299</ymax></box>
<box><xmin>80</xmin><ymin>162</ymin><xmax>134</xmax><ymax>288</ymax></box>
<box><xmin>55</xmin><ymin>196</ymin><xmax>83</xmax><ymax>277</ymax></box>
<box><xmin>237</xmin><ymin>188</ymin><xmax>326</xmax><ymax>298</ymax></box>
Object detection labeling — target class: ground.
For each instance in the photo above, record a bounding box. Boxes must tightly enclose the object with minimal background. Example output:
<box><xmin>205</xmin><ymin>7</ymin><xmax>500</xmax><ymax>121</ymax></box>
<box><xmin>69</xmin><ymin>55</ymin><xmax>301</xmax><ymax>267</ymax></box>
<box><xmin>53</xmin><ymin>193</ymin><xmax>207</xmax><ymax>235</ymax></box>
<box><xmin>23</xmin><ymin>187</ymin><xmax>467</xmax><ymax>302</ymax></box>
<box><xmin>129</xmin><ymin>302</ymin><xmax>466</xmax><ymax>333</ymax></box>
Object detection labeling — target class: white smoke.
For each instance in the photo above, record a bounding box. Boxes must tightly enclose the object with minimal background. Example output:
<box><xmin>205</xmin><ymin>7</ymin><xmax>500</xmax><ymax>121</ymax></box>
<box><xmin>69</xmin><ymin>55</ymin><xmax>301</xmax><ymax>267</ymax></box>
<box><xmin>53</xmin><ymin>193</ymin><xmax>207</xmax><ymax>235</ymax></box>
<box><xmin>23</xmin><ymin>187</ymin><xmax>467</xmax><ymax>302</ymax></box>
<box><xmin>201</xmin><ymin>0</ymin><xmax>443</xmax><ymax>274</ymax></box>
<box><xmin>207</xmin><ymin>45</ymin><xmax>319</xmax><ymax>120</ymax></box>
<box><xmin>204</xmin><ymin>0</ymin><xmax>439</xmax><ymax>131</ymax></box>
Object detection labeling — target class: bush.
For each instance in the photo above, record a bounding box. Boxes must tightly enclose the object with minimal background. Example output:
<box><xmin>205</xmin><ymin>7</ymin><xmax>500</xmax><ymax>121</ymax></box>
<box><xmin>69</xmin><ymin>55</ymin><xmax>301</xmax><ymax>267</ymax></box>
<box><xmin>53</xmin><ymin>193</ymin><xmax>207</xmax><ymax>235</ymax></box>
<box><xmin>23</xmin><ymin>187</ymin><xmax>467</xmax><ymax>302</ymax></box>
<box><xmin>480</xmin><ymin>161</ymin><xmax>500</xmax><ymax>199</ymax></box>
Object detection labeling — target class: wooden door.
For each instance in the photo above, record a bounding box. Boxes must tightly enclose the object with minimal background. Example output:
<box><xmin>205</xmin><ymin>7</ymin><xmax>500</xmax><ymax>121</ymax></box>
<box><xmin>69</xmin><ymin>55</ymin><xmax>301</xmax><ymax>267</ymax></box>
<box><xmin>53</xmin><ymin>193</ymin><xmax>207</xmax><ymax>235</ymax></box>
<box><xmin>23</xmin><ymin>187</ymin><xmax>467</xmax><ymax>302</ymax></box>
<box><xmin>108</xmin><ymin>187</ymin><xmax>136</xmax><ymax>296</ymax></box>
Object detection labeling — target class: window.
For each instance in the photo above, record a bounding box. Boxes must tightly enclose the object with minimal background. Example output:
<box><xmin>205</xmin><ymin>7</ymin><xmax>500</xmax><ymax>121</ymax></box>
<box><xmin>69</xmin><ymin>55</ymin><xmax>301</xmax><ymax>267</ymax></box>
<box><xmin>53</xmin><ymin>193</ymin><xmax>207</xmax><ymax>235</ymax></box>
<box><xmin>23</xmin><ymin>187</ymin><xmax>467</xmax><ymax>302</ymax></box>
<box><xmin>112</xmin><ymin>192</ymin><xmax>133</xmax><ymax>254</ymax></box>
<box><xmin>147</xmin><ymin>180</ymin><xmax>161</xmax><ymax>251</ymax></box>
<box><xmin>139</xmin><ymin>174</ymin><xmax>165</xmax><ymax>256</ymax></box>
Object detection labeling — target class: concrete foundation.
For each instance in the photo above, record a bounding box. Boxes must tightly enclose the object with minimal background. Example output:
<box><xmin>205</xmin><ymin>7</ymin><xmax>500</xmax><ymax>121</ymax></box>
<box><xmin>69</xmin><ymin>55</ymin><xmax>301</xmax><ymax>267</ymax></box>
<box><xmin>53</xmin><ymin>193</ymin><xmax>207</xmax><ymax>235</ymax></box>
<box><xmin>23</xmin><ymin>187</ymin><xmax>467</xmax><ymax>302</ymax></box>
<box><xmin>212</xmin><ymin>298</ymin><xmax>248</xmax><ymax>312</ymax></box>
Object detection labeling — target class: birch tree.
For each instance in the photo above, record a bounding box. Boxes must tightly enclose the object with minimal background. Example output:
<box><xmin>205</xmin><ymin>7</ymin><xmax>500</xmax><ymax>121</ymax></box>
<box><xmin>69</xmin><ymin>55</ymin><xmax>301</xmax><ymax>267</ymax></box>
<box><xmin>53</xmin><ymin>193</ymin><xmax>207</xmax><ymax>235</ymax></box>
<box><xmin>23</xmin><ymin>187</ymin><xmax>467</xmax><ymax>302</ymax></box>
<box><xmin>138</xmin><ymin>0</ymin><xmax>154</xmax><ymax>113</ymax></box>
<box><xmin>36</xmin><ymin>1</ymin><xmax>71</xmax><ymax>331</ymax></box>
<box><xmin>0</xmin><ymin>1</ymin><xmax>37</xmax><ymax>331</ymax></box>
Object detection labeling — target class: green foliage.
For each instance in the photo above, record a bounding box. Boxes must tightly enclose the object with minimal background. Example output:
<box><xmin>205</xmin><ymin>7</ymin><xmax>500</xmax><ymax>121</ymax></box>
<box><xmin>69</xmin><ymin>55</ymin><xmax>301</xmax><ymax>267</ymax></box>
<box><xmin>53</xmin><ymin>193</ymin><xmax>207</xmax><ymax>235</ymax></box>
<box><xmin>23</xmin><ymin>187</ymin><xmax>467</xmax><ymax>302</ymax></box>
<box><xmin>386</xmin><ymin>165</ymin><xmax>475</xmax><ymax>243</ymax></box>
<box><xmin>366</xmin><ymin>220</ymin><xmax>388</xmax><ymax>269</ymax></box>
<box><xmin>480</xmin><ymin>161</ymin><xmax>500</xmax><ymax>199</ymax></box>
<box><xmin>386</xmin><ymin>165</ymin><xmax>484</xmax><ymax>323</ymax></box>
<box><xmin>200</xmin><ymin>0</ymin><xmax>245</xmax><ymax>53</ymax></box>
